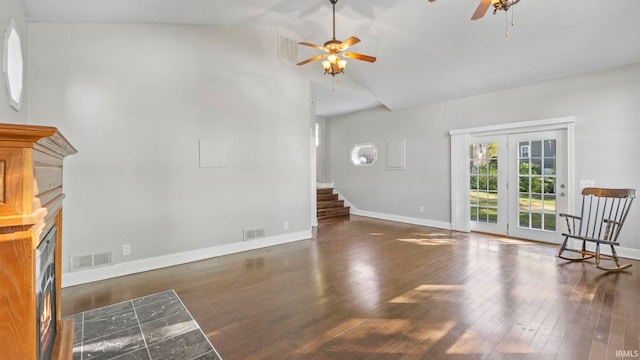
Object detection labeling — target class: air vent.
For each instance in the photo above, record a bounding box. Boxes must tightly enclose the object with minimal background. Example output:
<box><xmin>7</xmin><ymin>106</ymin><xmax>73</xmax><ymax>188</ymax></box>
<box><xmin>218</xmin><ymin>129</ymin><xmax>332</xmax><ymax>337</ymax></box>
<box><xmin>93</xmin><ymin>252</ymin><xmax>112</xmax><ymax>267</ymax></box>
<box><xmin>277</xmin><ymin>34</ymin><xmax>298</xmax><ymax>63</ymax></box>
<box><xmin>244</xmin><ymin>228</ymin><xmax>266</xmax><ymax>241</ymax></box>
<box><xmin>70</xmin><ymin>251</ymin><xmax>113</xmax><ymax>272</ymax></box>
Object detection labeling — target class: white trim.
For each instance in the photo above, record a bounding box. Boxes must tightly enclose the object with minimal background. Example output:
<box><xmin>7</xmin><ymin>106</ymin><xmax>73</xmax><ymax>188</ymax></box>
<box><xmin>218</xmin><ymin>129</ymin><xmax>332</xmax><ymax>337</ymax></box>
<box><xmin>450</xmin><ymin>116</ymin><xmax>576</xmax><ymax>237</ymax></box>
<box><xmin>310</xmin><ymin>127</ymin><xmax>318</xmax><ymax>227</ymax></box>
<box><xmin>450</xmin><ymin>132</ymin><xmax>470</xmax><ymax>232</ymax></box>
<box><xmin>449</xmin><ymin>116</ymin><xmax>576</xmax><ymax>136</ymax></box>
<box><xmin>316</xmin><ymin>182</ymin><xmax>334</xmax><ymax>189</ymax></box>
<box><xmin>62</xmin><ymin>230</ymin><xmax>312</xmax><ymax>287</ymax></box>
<box><xmin>335</xmin><ymin>190</ymin><xmax>451</xmax><ymax>230</ymax></box>
<box><xmin>352</xmin><ymin>209</ymin><xmax>451</xmax><ymax>230</ymax></box>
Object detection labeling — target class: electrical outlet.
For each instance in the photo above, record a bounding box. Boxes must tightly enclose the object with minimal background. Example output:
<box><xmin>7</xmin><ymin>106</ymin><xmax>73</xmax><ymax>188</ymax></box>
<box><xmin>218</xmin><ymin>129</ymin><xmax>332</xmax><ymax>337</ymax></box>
<box><xmin>283</xmin><ymin>221</ymin><xmax>289</xmax><ymax>230</ymax></box>
<box><xmin>420</xmin><ymin>206</ymin><xmax>424</xmax><ymax>212</ymax></box>
<box><xmin>122</xmin><ymin>244</ymin><xmax>131</xmax><ymax>256</ymax></box>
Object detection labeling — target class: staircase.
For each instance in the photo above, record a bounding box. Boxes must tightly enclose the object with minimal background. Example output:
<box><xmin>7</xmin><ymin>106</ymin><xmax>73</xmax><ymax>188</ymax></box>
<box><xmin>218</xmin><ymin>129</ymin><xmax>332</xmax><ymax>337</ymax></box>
<box><xmin>317</xmin><ymin>188</ymin><xmax>350</xmax><ymax>219</ymax></box>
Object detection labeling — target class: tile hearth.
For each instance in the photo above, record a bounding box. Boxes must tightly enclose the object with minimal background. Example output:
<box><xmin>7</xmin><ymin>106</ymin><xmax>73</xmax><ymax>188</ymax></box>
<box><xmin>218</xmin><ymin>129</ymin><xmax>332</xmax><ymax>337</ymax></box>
<box><xmin>65</xmin><ymin>290</ymin><xmax>221</xmax><ymax>360</ymax></box>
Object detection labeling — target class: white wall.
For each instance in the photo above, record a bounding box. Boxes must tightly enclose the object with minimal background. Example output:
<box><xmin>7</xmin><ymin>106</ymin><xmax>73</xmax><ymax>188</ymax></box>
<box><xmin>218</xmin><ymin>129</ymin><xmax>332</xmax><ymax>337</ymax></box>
<box><xmin>28</xmin><ymin>23</ymin><xmax>313</xmax><ymax>280</ymax></box>
<box><xmin>0</xmin><ymin>0</ymin><xmax>28</xmax><ymax>123</ymax></box>
<box><xmin>315</xmin><ymin>116</ymin><xmax>331</xmax><ymax>184</ymax></box>
<box><xmin>327</xmin><ymin>63</ymin><xmax>640</xmax><ymax>251</ymax></box>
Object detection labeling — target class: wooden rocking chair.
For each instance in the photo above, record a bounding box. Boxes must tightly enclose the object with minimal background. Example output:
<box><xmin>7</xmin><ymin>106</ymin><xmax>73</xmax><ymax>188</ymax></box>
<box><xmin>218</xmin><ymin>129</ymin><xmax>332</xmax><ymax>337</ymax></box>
<box><xmin>558</xmin><ymin>187</ymin><xmax>635</xmax><ymax>271</ymax></box>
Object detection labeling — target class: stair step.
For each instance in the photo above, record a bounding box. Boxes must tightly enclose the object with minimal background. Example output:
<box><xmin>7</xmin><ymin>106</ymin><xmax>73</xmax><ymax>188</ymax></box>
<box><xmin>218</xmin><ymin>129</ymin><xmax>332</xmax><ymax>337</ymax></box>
<box><xmin>317</xmin><ymin>207</ymin><xmax>350</xmax><ymax>219</ymax></box>
<box><xmin>317</xmin><ymin>193</ymin><xmax>339</xmax><ymax>202</ymax></box>
<box><xmin>317</xmin><ymin>200</ymin><xmax>344</xmax><ymax>210</ymax></box>
<box><xmin>316</xmin><ymin>188</ymin><xmax>334</xmax><ymax>195</ymax></box>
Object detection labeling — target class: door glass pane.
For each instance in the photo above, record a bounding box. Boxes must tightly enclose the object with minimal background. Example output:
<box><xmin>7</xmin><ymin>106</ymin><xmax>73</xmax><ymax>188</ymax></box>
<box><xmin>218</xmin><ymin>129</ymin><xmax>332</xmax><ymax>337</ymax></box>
<box><xmin>470</xmin><ymin>143</ymin><xmax>498</xmax><ymax>224</ymax></box>
<box><xmin>517</xmin><ymin>139</ymin><xmax>557</xmax><ymax>231</ymax></box>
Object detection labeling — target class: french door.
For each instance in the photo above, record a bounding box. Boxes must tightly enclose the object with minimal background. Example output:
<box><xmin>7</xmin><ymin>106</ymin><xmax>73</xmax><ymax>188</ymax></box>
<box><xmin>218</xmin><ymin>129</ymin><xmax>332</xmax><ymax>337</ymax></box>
<box><xmin>469</xmin><ymin>130</ymin><xmax>567</xmax><ymax>243</ymax></box>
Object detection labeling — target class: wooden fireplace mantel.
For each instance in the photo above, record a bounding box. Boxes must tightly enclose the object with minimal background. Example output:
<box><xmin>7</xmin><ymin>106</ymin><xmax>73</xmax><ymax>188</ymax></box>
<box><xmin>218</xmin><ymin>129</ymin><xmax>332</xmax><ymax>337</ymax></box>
<box><xmin>0</xmin><ymin>123</ymin><xmax>77</xmax><ymax>360</ymax></box>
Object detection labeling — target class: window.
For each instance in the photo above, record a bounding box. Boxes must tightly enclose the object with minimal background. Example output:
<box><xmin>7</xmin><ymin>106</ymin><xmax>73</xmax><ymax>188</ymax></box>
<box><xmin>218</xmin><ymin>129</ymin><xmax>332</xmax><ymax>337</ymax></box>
<box><xmin>3</xmin><ymin>19</ymin><xmax>24</xmax><ymax>111</ymax></box>
<box><xmin>350</xmin><ymin>143</ymin><xmax>377</xmax><ymax>166</ymax></box>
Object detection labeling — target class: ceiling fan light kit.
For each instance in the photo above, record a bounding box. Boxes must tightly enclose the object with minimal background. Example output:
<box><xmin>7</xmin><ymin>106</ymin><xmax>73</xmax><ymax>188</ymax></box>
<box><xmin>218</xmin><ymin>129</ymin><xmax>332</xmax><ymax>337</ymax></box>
<box><xmin>296</xmin><ymin>0</ymin><xmax>376</xmax><ymax>77</ymax></box>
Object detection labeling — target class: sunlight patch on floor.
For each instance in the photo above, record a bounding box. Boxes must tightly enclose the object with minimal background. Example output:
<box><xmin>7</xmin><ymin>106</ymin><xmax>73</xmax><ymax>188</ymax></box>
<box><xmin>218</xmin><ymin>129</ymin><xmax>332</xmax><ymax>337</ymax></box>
<box><xmin>294</xmin><ymin>318</ymin><xmax>457</xmax><ymax>355</ymax></box>
<box><xmin>389</xmin><ymin>285</ymin><xmax>464</xmax><ymax>304</ymax></box>
<box><xmin>396</xmin><ymin>238</ymin><xmax>462</xmax><ymax>246</ymax></box>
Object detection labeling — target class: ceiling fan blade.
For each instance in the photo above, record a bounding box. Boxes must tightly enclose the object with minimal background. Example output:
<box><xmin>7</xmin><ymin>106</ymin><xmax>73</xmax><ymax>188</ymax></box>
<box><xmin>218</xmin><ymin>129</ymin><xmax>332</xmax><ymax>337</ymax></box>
<box><xmin>299</xmin><ymin>42</ymin><xmax>327</xmax><ymax>52</ymax></box>
<box><xmin>296</xmin><ymin>54</ymin><xmax>327</xmax><ymax>66</ymax></box>
<box><xmin>471</xmin><ymin>0</ymin><xmax>492</xmax><ymax>20</ymax></box>
<box><xmin>342</xmin><ymin>52</ymin><xmax>376</xmax><ymax>63</ymax></box>
<box><xmin>339</xmin><ymin>36</ymin><xmax>361</xmax><ymax>51</ymax></box>
<box><xmin>428</xmin><ymin>0</ymin><xmax>437</xmax><ymax>2</ymax></box>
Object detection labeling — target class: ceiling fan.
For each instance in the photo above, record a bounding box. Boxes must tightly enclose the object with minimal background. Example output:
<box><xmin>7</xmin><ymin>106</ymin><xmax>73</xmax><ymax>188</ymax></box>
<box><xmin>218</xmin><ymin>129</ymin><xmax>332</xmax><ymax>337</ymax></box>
<box><xmin>429</xmin><ymin>0</ymin><xmax>521</xmax><ymax>36</ymax></box>
<box><xmin>296</xmin><ymin>0</ymin><xmax>376</xmax><ymax>77</ymax></box>
<box><xmin>428</xmin><ymin>0</ymin><xmax>521</xmax><ymax>20</ymax></box>
<box><xmin>470</xmin><ymin>0</ymin><xmax>521</xmax><ymax>20</ymax></box>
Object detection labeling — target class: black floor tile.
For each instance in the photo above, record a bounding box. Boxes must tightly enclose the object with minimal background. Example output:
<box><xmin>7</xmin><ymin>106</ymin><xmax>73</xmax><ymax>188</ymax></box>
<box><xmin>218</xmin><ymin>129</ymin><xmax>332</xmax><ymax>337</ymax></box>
<box><xmin>67</xmin><ymin>290</ymin><xmax>221</xmax><ymax>360</ymax></box>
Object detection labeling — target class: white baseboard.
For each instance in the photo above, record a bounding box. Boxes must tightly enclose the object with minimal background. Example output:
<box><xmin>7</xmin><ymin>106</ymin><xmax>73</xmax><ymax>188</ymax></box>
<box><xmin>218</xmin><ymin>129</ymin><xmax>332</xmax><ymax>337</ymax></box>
<box><xmin>333</xmin><ymin>189</ymin><xmax>451</xmax><ymax>230</ymax></box>
<box><xmin>62</xmin><ymin>230</ymin><xmax>312</xmax><ymax>288</ymax></box>
<box><xmin>316</xmin><ymin>182</ymin><xmax>334</xmax><ymax>189</ymax></box>
<box><xmin>352</xmin><ymin>209</ymin><xmax>452</xmax><ymax>230</ymax></box>
<box><xmin>569</xmin><ymin>238</ymin><xmax>640</xmax><ymax>261</ymax></box>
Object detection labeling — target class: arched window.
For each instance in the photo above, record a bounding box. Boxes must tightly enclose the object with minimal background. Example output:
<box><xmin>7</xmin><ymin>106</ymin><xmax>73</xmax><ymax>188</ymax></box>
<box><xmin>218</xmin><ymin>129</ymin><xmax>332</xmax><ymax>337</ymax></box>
<box><xmin>3</xmin><ymin>19</ymin><xmax>24</xmax><ymax>110</ymax></box>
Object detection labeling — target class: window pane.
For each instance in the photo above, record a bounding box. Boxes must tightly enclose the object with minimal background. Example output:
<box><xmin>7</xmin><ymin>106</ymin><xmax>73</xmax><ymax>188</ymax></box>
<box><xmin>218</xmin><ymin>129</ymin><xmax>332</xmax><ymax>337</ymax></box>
<box><xmin>543</xmin><ymin>177</ymin><xmax>556</xmax><ymax>194</ymax></box>
<box><xmin>544</xmin><ymin>140</ymin><xmax>556</xmax><ymax>158</ymax></box>
<box><xmin>544</xmin><ymin>214</ymin><xmax>556</xmax><ymax>231</ymax></box>
<box><xmin>531</xmin><ymin>159</ymin><xmax>542</xmax><ymax>175</ymax></box>
<box><xmin>519</xmin><ymin>194</ymin><xmax>530</xmax><ymax>211</ymax></box>
<box><xmin>488</xmin><ymin>176</ymin><xmax>497</xmax><ymax>191</ymax></box>
<box><xmin>531</xmin><ymin>141</ymin><xmax>542</xmax><ymax>157</ymax></box>
<box><xmin>531</xmin><ymin>213</ymin><xmax>542</xmax><ymax>229</ymax></box>
<box><xmin>519</xmin><ymin>212</ymin><xmax>529</xmax><ymax>228</ymax></box>
<box><xmin>519</xmin><ymin>176</ymin><xmax>530</xmax><ymax>193</ymax></box>
<box><xmin>543</xmin><ymin>195</ymin><xmax>556</xmax><ymax>212</ymax></box>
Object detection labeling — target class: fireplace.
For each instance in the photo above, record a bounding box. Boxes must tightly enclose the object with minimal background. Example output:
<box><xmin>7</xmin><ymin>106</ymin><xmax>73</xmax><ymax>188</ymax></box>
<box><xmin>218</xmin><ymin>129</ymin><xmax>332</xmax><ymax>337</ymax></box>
<box><xmin>0</xmin><ymin>124</ymin><xmax>76</xmax><ymax>359</ymax></box>
<box><xmin>36</xmin><ymin>227</ymin><xmax>57</xmax><ymax>360</ymax></box>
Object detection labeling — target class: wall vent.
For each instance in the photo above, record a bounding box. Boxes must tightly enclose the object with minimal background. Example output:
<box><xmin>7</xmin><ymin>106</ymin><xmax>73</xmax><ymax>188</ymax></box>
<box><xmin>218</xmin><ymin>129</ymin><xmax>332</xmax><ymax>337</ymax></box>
<box><xmin>70</xmin><ymin>251</ymin><xmax>113</xmax><ymax>272</ymax></box>
<box><xmin>244</xmin><ymin>228</ymin><xmax>266</xmax><ymax>241</ymax></box>
<box><xmin>277</xmin><ymin>34</ymin><xmax>298</xmax><ymax>63</ymax></box>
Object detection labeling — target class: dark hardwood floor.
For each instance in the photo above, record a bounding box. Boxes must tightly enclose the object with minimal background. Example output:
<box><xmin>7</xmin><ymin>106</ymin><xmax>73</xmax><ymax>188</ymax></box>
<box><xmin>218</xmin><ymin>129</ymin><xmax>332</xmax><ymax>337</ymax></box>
<box><xmin>62</xmin><ymin>215</ymin><xmax>640</xmax><ymax>359</ymax></box>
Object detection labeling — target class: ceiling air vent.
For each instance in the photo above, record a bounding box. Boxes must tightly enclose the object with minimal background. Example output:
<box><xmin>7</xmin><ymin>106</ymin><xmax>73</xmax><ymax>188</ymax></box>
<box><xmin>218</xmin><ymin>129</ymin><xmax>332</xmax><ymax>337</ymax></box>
<box><xmin>277</xmin><ymin>34</ymin><xmax>298</xmax><ymax>63</ymax></box>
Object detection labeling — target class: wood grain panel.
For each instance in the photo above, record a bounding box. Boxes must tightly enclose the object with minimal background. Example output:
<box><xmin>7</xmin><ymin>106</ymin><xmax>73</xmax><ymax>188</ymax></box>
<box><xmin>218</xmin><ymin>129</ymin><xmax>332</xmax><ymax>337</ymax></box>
<box><xmin>33</xmin><ymin>149</ymin><xmax>63</xmax><ymax>167</ymax></box>
<box><xmin>34</xmin><ymin>166</ymin><xmax>62</xmax><ymax>196</ymax></box>
<box><xmin>0</xmin><ymin>148</ymin><xmax>26</xmax><ymax>217</ymax></box>
<box><xmin>0</xmin><ymin>231</ymin><xmax>36</xmax><ymax>360</ymax></box>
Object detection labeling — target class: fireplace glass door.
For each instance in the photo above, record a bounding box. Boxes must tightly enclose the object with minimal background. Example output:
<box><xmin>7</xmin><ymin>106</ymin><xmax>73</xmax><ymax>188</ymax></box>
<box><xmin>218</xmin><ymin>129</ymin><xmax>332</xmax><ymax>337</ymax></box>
<box><xmin>36</xmin><ymin>227</ymin><xmax>57</xmax><ymax>360</ymax></box>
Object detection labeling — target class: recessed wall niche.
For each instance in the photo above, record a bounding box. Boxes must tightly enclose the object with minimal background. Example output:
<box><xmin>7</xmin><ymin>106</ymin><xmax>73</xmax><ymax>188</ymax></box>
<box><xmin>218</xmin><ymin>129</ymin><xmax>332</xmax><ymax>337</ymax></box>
<box><xmin>199</xmin><ymin>140</ymin><xmax>228</xmax><ymax>168</ymax></box>
<box><xmin>386</xmin><ymin>138</ymin><xmax>406</xmax><ymax>170</ymax></box>
<box><xmin>3</xmin><ymin>19</ymin><xmax>24</xmax><ymax>110</ymax></box>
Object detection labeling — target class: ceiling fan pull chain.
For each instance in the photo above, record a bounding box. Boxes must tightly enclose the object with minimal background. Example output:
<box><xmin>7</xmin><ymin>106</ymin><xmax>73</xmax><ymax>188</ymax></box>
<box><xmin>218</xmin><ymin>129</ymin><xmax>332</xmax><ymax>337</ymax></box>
<box><xmin>511</xmin><ymin>6</ymin><xmax>516</xmax><ymax>27</ymax></box>
<box><xmin>504</xmin><ymin>12</ymin><xmax>509</xmax><ymax>37</ymax></box>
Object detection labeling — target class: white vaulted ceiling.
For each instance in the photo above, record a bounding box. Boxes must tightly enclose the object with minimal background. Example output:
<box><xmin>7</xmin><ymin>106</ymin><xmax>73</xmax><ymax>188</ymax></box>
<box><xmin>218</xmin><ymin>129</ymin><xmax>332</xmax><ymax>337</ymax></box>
<box><xmin>21</xmin><ymin>0</ymin><xmax>640</xmax><ymax>117</ymax></box>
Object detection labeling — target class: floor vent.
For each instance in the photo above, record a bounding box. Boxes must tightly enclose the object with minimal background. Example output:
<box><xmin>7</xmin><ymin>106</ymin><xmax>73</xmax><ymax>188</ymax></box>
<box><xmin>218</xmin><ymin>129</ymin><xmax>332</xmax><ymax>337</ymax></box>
<box><xmin>244</xmin><ymin>228</ymin><xmax>266</xmax><ymax>241</ymax></box>
<box><xmin>277</xmin><ymin>34</ymin><xmax>298</xmax><ymax>63</ymax></box>
<box><xmin>70</xmin><ymin>251</ymin><xmax>112</xmax><ymax>271</ymax></box>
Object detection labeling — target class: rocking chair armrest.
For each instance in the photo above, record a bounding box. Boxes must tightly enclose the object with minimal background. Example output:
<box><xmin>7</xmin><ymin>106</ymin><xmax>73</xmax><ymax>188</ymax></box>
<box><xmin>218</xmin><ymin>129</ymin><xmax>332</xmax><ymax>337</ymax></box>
<box><xmin>562</xmin><ymin>233</ymin><xmax>621</xmax><ymax>246</ymax></box>
<box><xmin>559</xmin><ymin>213</ymin><xmax>581</xmax><ymax>220</ymax></box>
<box><xmin>603</xmin><ymin>218</ymin><xmax>622</xmax><ymax>226</ymax></box>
